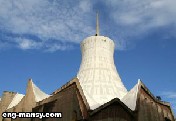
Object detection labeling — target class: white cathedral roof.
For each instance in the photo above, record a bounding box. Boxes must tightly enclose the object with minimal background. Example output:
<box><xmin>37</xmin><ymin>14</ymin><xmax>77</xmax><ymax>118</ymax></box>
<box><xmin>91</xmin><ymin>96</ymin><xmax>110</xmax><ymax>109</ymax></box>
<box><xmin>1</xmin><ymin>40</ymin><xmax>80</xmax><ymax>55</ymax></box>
<box><xmin>7</xmin><ymin>93</ymin><xmax>24</xmax><ymax>109</ymax></box>
<box><xmin>121</xmin><ymin>80</ymin><xmax>141</xmax><ymax>111</ymax></box>
<box><xmin>77</xmin><ymin>36</ymin><xmax>128</xmax><ymax>110</ymax></box>
<box><xmin>6</xmin><ymin>80</ymin><xmax>50</xmax><ymax>110</ymax></box>
<box><xmin>31</xmin><ymin>80</ymin><xmax>50</xmax><ymax>102</ymax></box>
<box><xmin>81</xmin><ymin>87</ymin><xmax>101</xmax><ymax>110</ymax></box>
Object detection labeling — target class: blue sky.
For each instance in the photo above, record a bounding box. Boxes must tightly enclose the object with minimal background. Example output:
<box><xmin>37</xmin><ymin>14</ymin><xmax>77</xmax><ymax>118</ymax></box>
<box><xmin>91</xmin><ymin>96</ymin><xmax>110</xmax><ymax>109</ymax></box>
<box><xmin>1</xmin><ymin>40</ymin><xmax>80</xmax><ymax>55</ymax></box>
<box><xmin>0</xmin><ymin>0</ymin><xmax>176</xmax><ymax>116</ymax></box>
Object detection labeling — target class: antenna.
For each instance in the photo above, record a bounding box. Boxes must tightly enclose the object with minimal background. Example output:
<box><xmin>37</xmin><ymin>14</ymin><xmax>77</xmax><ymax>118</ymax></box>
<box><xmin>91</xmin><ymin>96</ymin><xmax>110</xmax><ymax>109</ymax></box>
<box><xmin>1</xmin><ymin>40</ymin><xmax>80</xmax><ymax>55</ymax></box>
<box><xmin>96</xmin><ymin>12</ymin><xmax>100</xmax><ymax>36</ymax></box>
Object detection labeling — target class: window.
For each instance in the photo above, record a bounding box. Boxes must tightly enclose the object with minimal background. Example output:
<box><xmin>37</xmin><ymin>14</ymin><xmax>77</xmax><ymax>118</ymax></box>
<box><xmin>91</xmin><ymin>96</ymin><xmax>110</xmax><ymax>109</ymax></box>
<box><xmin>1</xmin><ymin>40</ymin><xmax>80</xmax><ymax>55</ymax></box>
<box><xmin>165</xmin><ymin>117</ymin><xmax>171</xmax><ymax>121</ymax></box>
<box><xmin>43</xmin><ymin>101</ymin><xmax>55</xmax><ymax>112</ymax></box>
<box><xmin>42</xmin><ymin>100</ymin><xmax>56</xmax><ymax>121</ymax></box>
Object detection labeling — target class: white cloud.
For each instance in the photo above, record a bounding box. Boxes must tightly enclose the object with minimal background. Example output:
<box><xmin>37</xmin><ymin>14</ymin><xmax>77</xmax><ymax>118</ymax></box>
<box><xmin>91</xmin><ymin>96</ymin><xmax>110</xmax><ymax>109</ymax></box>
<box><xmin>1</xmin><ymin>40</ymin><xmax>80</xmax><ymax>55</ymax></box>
<box><xmin>162</xmin><ymin>91</ymin><xmax>176</xmax><ymax>99</ymax></box>
<box><xmin>161</xmin><ymin>91</ymin><xmax>176</xmax><ymax>115</ymax></box>
<box><xmin>45</xmin><ymin>44</ymin><xmax>73</xmax><ymax>52</ymax></box>
<box><xmin>0</xmin><ymin>0</ymin><xmax>95</xmax><ymax>51</ymax></box>
<box><xmin>79</xmin><ymin>0</ymin><xmax>92</xmax><ymax>13</ymax></box>
<box><xmin>0</xmin><ymin>0</ymin><xmax>176</xmax><ymax>51</ymax></box>
<box><xmin>106</xmin><ymin>0</ymin><xmax>176</xmax><ymax>38</ymax></box>
<box><xmin>108</xmin><ymin>0</ymin><xmax>176</xmax><ymax>25</ymax></box>
<box><xmin>14</xmin><ymin>37</ymin><xmax>73</xmax><ymax>51</ymax></box>
<box><xmin>16</xmin><ymin>38</ymin><xmax>43</xmax><ymax>50</ymax></box>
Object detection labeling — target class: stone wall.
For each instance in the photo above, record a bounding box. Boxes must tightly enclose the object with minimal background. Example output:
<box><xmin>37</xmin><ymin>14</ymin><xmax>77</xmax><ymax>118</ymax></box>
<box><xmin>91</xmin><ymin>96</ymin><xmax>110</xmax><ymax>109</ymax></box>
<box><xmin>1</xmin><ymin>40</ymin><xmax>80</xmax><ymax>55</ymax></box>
<box><xmin>0</xmin><ymin>91</ymin><xmax>16</xmax><ymax>121</ymax></box>
<box><xmin>32</xmin><ymin>82</ymin><xmax>88</xmax><ymax>121</ymax></box>
<box><xmin>3</xmin><ymin>80</ymin><xmax>37</xmax><ymax>121</ymax></box>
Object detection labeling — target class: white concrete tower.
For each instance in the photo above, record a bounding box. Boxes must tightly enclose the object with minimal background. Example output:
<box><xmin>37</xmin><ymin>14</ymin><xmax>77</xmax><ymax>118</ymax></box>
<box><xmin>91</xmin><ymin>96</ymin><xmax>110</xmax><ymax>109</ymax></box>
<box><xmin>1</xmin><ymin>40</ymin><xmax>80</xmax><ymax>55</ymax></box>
<box><xmin>77</xmin><ymin>14</ymin><xmax>127</xmax><ymax>109</ymax></box>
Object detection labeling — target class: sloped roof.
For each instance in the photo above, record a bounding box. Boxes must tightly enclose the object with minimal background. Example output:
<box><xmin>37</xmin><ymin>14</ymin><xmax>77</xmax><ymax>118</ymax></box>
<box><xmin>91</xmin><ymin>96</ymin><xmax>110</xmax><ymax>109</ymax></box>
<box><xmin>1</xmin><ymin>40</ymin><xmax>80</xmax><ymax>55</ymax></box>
<box><xmin>30</xmin><ymin>79</ymin><xmax>50</xmax><ymax>102</ymax></box>
<box><xmin>121</xmin><ymin>80</ymin><xmax>140</xmax><ymax>111</ymax></box>
<box><xmin>121</xmin><ymin>79</ymin><xmax>174</xmax><ymax>114</ymax></box>
<box><xmin>90</xmin><ymin>98</ymin><xmax>134</xmax><ymax>116</ymax></box>
<box><xmin>139</xmin><ymin>80</ymin><xmax>175</xmax><ymax>119</ymax></box>
<box><xmin>7</xmin><ymin>93</ymin><xmax>24</xmax><ymax>109</ymax></box>
<box><xmin>53</xmin><ymin>77</ymin><xmax>138</xmax><ymax>111</ymax></box>
<box><xmin>139</xmin><ymin>80</ymin><xmax>171</xmax><ymax>106</ymax></box>
<box><xmin>52</xmin><ymin>77</ymin><xmax>90</xmax><ymax>110</ymax></box>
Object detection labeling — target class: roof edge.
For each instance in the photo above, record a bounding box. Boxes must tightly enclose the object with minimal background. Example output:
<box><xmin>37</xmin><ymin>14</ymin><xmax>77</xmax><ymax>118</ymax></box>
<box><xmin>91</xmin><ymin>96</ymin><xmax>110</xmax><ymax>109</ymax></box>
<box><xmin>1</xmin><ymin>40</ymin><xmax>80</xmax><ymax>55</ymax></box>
<box><xmin>89</xmin><ymin>98</ymin><xmax>134</xmax><ymax>116</ymax></box>
<box><xmin>138</xmin><ymin>79</ymin><xmax>171</xmax><ymax>106</ymax></box>
<box><xmin>52</xmin><ymin>77</ymin><xmax>90</xmax><ymax>110</ymax></box>
<box><xmin>138</xmin><ymin>79</ymin><xmax>175</xmax><ymax>119</ymax></box>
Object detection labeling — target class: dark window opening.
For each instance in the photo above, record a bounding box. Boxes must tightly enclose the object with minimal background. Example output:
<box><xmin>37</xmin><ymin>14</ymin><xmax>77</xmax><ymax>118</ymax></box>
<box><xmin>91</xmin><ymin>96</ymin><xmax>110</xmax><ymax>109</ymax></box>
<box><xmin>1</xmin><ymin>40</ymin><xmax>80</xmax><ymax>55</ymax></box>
<box><xmin>165</xmin><ymin>117</ymin><xmax>171</xmax><ymax>121</ymax></box>
<box><xmin>42</xmin><ymin>100</ymin><xmax>56</xmax><ymax>121</ymax></box>
<box><xmin>43</xmin><ymin>101</ymin><xmax>55</xmax><ymax>112</ymax></box>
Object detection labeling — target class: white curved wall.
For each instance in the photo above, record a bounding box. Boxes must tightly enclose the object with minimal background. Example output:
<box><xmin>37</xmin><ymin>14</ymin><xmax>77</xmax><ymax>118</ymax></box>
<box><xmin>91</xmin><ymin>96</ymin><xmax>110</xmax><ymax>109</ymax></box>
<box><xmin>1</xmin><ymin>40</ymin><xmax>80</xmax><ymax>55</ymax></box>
<box><xmin>77</xmin><ymin>36</ymin><xmax>127</xmax><ymax>109</ymax></box>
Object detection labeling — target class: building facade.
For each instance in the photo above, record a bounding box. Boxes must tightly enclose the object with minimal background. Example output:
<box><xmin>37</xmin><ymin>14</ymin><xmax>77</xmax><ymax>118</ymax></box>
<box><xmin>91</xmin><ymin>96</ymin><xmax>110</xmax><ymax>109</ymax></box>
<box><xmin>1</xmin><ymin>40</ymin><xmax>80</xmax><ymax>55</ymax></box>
<box><xmin>0</xmin><ymin>15</ymin><xmax>175</xmax><ymax>121</ymax></box>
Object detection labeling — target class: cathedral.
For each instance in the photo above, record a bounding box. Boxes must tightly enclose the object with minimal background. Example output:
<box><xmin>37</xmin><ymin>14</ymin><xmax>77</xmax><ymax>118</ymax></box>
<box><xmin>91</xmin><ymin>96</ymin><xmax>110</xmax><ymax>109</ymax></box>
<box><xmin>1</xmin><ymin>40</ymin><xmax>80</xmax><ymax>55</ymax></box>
<box><xmin>0</xmin><ymin>14</ymin><xmax>175</xmax><ymax>121</ymax></box>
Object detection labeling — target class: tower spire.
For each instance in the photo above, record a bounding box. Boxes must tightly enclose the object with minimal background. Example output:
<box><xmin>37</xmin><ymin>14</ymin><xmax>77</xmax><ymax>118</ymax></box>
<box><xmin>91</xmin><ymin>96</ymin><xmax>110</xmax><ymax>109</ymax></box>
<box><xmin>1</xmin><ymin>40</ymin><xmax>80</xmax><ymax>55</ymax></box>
<box><xmin>96</xmin><ymin>12</ymin><xmax>99</xmax><ymax>36</ymax></box>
